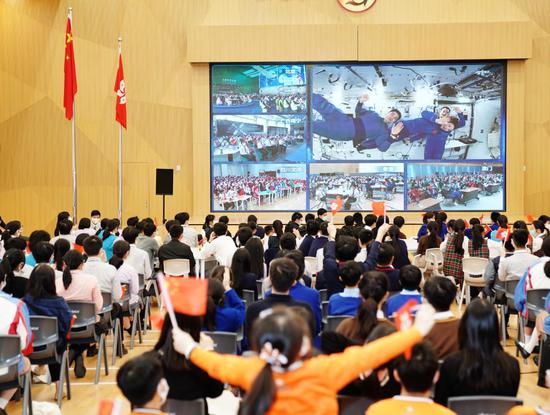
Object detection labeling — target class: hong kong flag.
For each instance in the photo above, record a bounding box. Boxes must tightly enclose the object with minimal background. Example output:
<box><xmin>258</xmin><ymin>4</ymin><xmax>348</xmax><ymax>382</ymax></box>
<box><xmin>114</xmin><ymin>52</ymin><xmax>127</xmax><ymax>128</ymax></box>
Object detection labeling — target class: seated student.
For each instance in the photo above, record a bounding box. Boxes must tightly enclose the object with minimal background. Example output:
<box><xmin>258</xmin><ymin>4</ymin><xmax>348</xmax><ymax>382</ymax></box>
<box><xmin>266</xmin><ymin>250</ymin><xmax>322</xmax><ymax>335</ymax></box>
<box><xmin>498</xmin><ymin>229</ymin><xmax>538</xmax><ymax>282</ymax></box>
<box><xmin>162</xmin><ymin>219</ymin><xmax>179</xmax><ymax>245</ymax></box>
<box><xmin>464</xmin><ymin>217</ymin><xmax>480</xmax><ymax>240</ymax></box>
<box><xmin>385</xmin><ymin>265</ymin><xmax>423</xmax><ymax>318</ymax></box>
<box><xmin>337</xmin><ymin>216</ymin><xmax>356</xmax><ymax>239</ymax></box>
<box><xmin>417</xmin><ymin>212</ymin><xmax>435</xmax><ymax>240</ymax></box>
<box><xmin>532</xmin><ymin>219</ymin><xmax>549</xmax><ymax>254</ymax></box>
<box><xmin>83</xmin><ymin>235</ymin><xmax>122</xmax><ymax>301</ymax></box>
<box><xmin>490</xmin><ymin>214</ymin><xmax>509</xmax><ymax>242</ymax></box>
<box><xmin>75</xmin><ymin>218</ymin><xmax>94</xmax><ymax>237</ymax></box>
<box><xmin>122</xmin><ymin>226</ymin><xmax>152</xmax><ymax>278</ymax></box>
<box><xmin>435</xmin><ymin>211</ymin><xmax>448</xmax><ymax>240</ymax></box>
<box><xmin>110</xmin><ymin>241</ymin><xmax>139</xmax><ymax>305</ymax></box>
<box><xmin>435</xmin><ymin>299</ymin><xmax>520</xmax><ymax>406</ymax></box>
<box><xmin>299</xmin><ymin>220</ymin><xmax>319</xmax><ymax>257</ymax></box>
<box><xmin>375</xmin><ymin>243</ymin><xmax>401</xmax><ymax>293</ymax></box>
<box><xmin>248</xmin><ymin>214</ymin><xmax>265</xmax><ymax>239</ymax></box>
<box><xmin>368</xmin><ymin>342</ymin><xmax>455</xmax><ymax>415</ymax></box>
<box><xmin>158</xmin><ymin>224</ymin><xmax>196</xmax><ymax>275</ymax></box>
<box><xmin>384</xmin><ymin>225</ymin><xmax>410</xmax><ymax>270</ymax></box>
<box><xmin>98</xmin><ymin>219</ymin><xmax>118</xmax><ymax>260</ymax></box>
<box><xmin>423</xmin><ymin>277</ymin><xmax>460</xmax><ymax>360</ymax></box>
<box><xmin>415</xmin><ymin>221</ymin><xmax>441</xmax><ymax>277</ymax></box>
<box><xmin>280</xmin><ymin>232</ymin><xmax>297</xmax><ymax>251</ymax></box>
<box><xmin>26</xmin><ymin>230</ymin><xmax>52</xmax><ymax>267</ymax></box>
<box><xmin>328</xmin><ymin>261</ymin><xmax>362</xmax><ymax>316</ymax></box>
<box><xmin>200</xmin><ymin>222</ymin><xmax>236</xmax><ymax>267</ymax></box>
<box><xmin>136</xmin><ymin>220</ymin><xmax>159</xmax><ymax>272</ymax></box>
<box><xmin>468</xmin><ymin>223</ymin><xmax>489</xmax><ymax>259</ymax></box>
<box><xmin>153</xmin><ymin>313</ymin><xmax>224</xmax><ymax>405</ymax></box>
<box><xmin>117</xmin><ymin>352</ymin><xmax>171</xmax><ymax>415</ymax></box>
<box><xmin>337</xmin><ymin>271</ymin><xmax>391</xmax><ymax>343</ymax></box>
<box><xmin>1</xmin><ymin>248</ymin><xmax>28</xmax><ymax>298</ymax></box>
<box><xmin>364</xmin><ymin>214</ymin><xmax>377</xmax><ymax>231</ymax></box>
<box><xmin>441</xmin><ymin>219</ymin><xmax>468</xmax><ymax>286</ymax></box>
<box><xmin>50</xmin><ymin>219</ymin><xmax>75</xmax><ymax>245</ymax></box>
<box><xmin>393</xmin><ymin>216</ymin><xmax>407</xmax><ymax>238</ymax></box>
<box><xmin>90</xmin><ymin>210</ymin><xmax>102</xmax><ymax>232</ymax></box>
<box><xmin>0</xmin><ymin>267</ymin><xmax>32</xmax><ymax>415</ymax></box>
<box><xmin>23</xmin><ymin>264</ymin><xmax>72</xmax><ymax>397</ymax></box>
<box><xmin>171</xmin><ymin>304</ymin><xmax>436</xmax><ymax>415</ymax></box>
<box><xmin>174</xmin><ymin>212</ymin><xmax>199</xmax><ymax>248</ymax></box>
<box><xmin>231</xmin><ymin>248</ymin><xmax>258</xmax><ymax>299</ymax></box>
<box><xmin>205</xmin><ymin>278</ymin><xmax>245</xmax><ymax>333</ymax></box>
<box><xmin>73</xmin><ymin>233</ymin><xmax>87</xmax><ymax>254</ymax></box>
<box><xmin>308</xmin><ymin>221</ymin><xmax>330</xmax><ymax>258</ymax></box>
<box><xmin>485</xmin><ymin>211</ymin><xmax>501</xmax><ymax>238</ymax></box>
<box><xmin>355</xmin><ymin>228</ymin><xmax>373</xmax><ymax>263</ymax></box>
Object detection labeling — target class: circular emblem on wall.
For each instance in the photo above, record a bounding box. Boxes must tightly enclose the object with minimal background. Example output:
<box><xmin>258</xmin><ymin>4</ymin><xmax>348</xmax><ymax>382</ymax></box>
<box><xmin>337</xmin><ymin>0</ymin><xmax>377</xmax><ymax>13</ymax></box>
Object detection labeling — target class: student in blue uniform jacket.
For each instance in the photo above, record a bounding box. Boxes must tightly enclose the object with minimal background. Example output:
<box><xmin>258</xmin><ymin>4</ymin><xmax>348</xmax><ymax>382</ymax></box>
<box><xmin>298</xmin><ymin>220</ymin><xmax>319</xmax><ymax>257</ymax></box>
<box><xmin>385</xmin><ymin>265</ymin><xmax>423</xmax><ymax>318</ymax></box>
<box><xmin>310</xmin><ymin>92</ymin><xmax>402</xmax><ymax>152</ymax></box>
<box><xmin>328</xmin><ymin>261</ymin><xmax>362</xmax><ymax>316</ymax></box>
<box><xmin>205</xmin><ymin>278</ymin><xmax>245</xmax><ymax>333</ymax></box>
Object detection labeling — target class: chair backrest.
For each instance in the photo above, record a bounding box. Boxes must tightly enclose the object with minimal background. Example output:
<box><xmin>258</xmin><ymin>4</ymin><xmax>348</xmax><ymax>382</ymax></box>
<box><xmin>203</xmin><ymin>258</ymin><xmax>219</xmax><ymax>278</ymax></box>
<box><xmin>526</xmin><ymin>289</ymin><xmax>550</xmax><ymax>320</ymax></box>
<box><xmin>337</xmin><ymin>395</ymin><xmax>373</xmax><ymax>415</ymax></box>
<box><xmin>326</xmin><ymin>315</ymin><xmax>352</xmax><ymax>332</ymax></box>
<box><xmin>304</xmin><ymin>256</ymin><xmax>319</xmax><ymax>276</ymax></box>
<box><xmin>322</xmin><ymin>301</ymin><xmax>329</xmax><ymax>321</ymax></box>
<box><xmin>0</xmin><ymin>335</ymin><xmax>22</xmax><ymax>385</ymax></box>
<box><xmin>256</xmin><ymin>280</ymin><xmax>264</xmax><ymax>299</ymax></box>
<box><xmin>138</xmin><ymin>273</ymin><xmax>145</xmax><ymax>291</ymax></box>
<box><xmin>448</xmin><ymin>395</ymin><xmax>522</xmax><ymax>415</ymax></box>
<box><xmin>462</xmin><ymin>257</ymin><xmax>489</xmax><ymax>276</ymax></box>
<box><xmin>425</xmin><ymin>248</ymin><xmax>443</xmax><ymax>266</ymax></box>
<box><xmin>100</xmin><ymin>292</ymin><xmax>113</xmax><ymax>315</ymax></box>
<box><xmin>164</xmin><ymin>259</ymin><xmax>190</xmax><ymax>277</ymax></box>
<box><xmin>319</xmin><ymin>289</ymin><xmax>328</xmax><ymax>303</ymax></box>
<box><xmin>67</xmin><ymin>301</ymin><xmax>97</xmax><ymax>341</ymax></box>
<box><xmin>242</xmin><ymin>289</ymin><xmax>255</xmax><ymax>308</ymax></box>
<box><xmin>29</xmin><ymin>316</ymin><xmax>59</xmax><ymax>362</ymax></box>
<box><xmin>164</xmin><ymin>398</ymin><xmax>206</xmax><ymax>415</ymax></box>
<box><xmin>202</xmin><ymin>331</ymin><xmax>238</xmax><ymax>354</ymax></box>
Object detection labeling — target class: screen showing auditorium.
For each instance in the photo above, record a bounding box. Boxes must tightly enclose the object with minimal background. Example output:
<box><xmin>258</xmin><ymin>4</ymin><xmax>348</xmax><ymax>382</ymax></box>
<box><xmin>210</xmin><ymin>62</ymin><xmax>506</xmax><ymax>211</ymax></box>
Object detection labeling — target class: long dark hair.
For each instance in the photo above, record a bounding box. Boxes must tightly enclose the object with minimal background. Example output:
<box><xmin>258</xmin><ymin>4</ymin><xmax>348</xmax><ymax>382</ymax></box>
<box><xmin>1</xmin><ymin>249</ymin><xmax>25</xmax><ymax>286</ymax></box>
<box><xmin>426</xmin><ymin>221</ymin><xmax>440</xmax><ymax>250</ymax></box>
<box><xmin>533</xmin><ymin>220</ymin><xmax>549</xmax><ymax>238</ymax></box>
<box><xmin>453</xmin><ymin>219</ymin><xmax>466</xmax><ymax>255</ymax></box>
<box><xmin>154</xmin><ymin>312</ymin><xmax>201</xmax><ymax>371</ymax></box>
<box><xmin>386</xmin><ymin>225</ymin><xmax>401</xmax><ymax>258</ymax></box>
<box><xmin>245</xmin><ymin>237</ymin><xmax>264</xmax><ymax>280</ymax></box>
<box><xmin>457</xmin><ymin>299</ymin><xmax>516</xmax><ymax>392</ymax></box>
<box><xmin>240</xmin><ymin>308</ymin><xmax>310</xmax><ymax>415</ymax></box>
<box><xmin>203</xmin><ymin>214</ymin><xmax>215</xmax><ymax>231</ymax></box>
<box><xmin>54</xmin><ymin>211</ymin><xmax>71</xmax><ymax>236</ymax></box>
<box><xmin>62</xmin><ymin>250</ymin><xmax>84</xmax><ymax>290</ymax></box>
<box><xmin>471</xmin><ymin>224</ymin><xmax>485</xmax><ymax>251</ymax></box>
<box><xmin>206</xmin><ymin>279</ymin><xmax>225</xmax><ymax>331</ymax></box>
<box><xmin>1</xmin><ymin>220</ymin><xmax>21</xmax><ymax>243</ymax></box>
<box><xmin>53</xmin><ymin>238</ymin><xmax>71</xmax><ymax>271</ymax></box>
<box><xmin>355</xmin><ymin>271</ymin><xmax>389</xmax><ymax>341</ymax></box>
<box><xmin>231</xmin><ymin>248</ymin><xmax>252</xmax><ymax>297</ymax></box>
<box><xmin>272</xmin><ymin>220</ymin><xmax>283</xmax><ymax>238</ymax></box>
<box><xmin>102</xmin><ymin>219</ymin><xmax>118</xmax><ymax>241</ymax></box>
<box><xmin>109</xmin><ymin>240</ymin><xmax>130</xmax><ymax>270</ymax></box>
<box><xmin>26</xmin><ymin>264</ymin><xmax>57</xmax><ymax>298</ymax></box>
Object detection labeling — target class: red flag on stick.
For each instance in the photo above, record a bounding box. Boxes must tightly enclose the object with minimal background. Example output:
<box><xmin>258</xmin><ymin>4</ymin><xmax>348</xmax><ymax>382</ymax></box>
<box><xmin>63</xmin><ymin>10</ymin><xmax>77</xmax><ymax>120</ymax></box>
<box><xmin>394</xmin><ymin>299</ymin><xmax>418</xmax><ymax>360</ymax></box>
<box><xmin>164</xmin><ymin>276</ymin><xmax>208</xmax><ymax>316</ymax></box>
<box><xmin>372</xmin><ymin>201</ymin><xmax>386</xmax><ymax>217</ymax></box>
<box><xmin>527</xmin><ymin>214</ymin><xmax>535</xmax><ymax>224</ymax></box>
<box><xmin>330</xmin><ymin>197</ymin><xmax>343</xmax><ymax>215</ymax></box>
<box><xmin>114</xmin><ymin>48</ymin><xmax>127</xmax><ymax>128</ymax></box>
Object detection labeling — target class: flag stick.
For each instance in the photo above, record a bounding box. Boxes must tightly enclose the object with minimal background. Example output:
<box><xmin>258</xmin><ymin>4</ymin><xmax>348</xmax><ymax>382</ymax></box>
<box><xmin>117</xmin><ymin>37</ymin><xmax>123</xmax><ymax>222</ymax></box>
<box><xmin>156</xmin><ymin>273</ymin><xmax>178</xmax><ymax>329</ymax></box>
<box><xmin>69</xmin><ymin>7</ymin><xmax>78</xmax><ymax>221</ymax></box>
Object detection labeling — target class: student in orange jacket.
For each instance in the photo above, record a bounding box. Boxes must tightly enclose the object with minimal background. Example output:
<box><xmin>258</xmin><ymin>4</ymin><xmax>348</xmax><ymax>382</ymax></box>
<box><xmin>172</xmin><ymin>303</ymin><xmax>437</xmax><ymax>415</ymax></box>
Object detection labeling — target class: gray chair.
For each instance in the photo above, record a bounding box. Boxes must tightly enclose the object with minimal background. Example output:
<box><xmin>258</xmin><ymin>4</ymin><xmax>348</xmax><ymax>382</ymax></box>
<box><xmin>526</xmin><ymin>289</ymin><xmax>550</xmax><ymax>322</ymax></box>
<box><xmin>256</xmin><ymin>280</ymin><xmax>264</xmax><ymax>299</ymax></box>
<box><xmin>242</xmin><ymin>289</ymin><xmax>255</xmax><ymax>309</ymax></box>
<box><xmin>67</xmin><ymin>301</ymin><xmax>108</xmax><ymax>384</ymax></box>
<box><xmin>448</xmin><ymin>396</ymin><xmax>522</xmax><ymax>415</ymax></box>
<box><xmin>326</xmin><ymin>315</ymin><xmax>352</xmax><ymax>332</ymax></box>
<box><xmin>28</xmin><ymin>316</ymin><xmax>71</xmax><ymax>407</ymax></box>
<box><xmin>337</xmin><ymin>395</ymin><xmax>372</xmax><ymax>415</ymax></box>
<box><xmin>319</xmin><ymin>289</ymin><xmax>328</xmax><ymax>303</ymax></box>
<box><xmin>0</xmin><ymin>335</ymin><xmax>32</xmax><ymax>415</ymax></box>
<box><xmin>100</xmin><ymin>292</ymin><xmax>122</xmax><ymax>366</ymax></box>
<box><xmin>203</xmin><ymin>258</ymin><xmax>219</xmax><ymax>278</ymax></box>
<box><xmin>321</xmin><ymin>301</ymin><xmax>329</xmax><ymax>324</ymax></box>
<box><xmin>119</xmin><ymin>285</ymin><xmax>143</xmax><ymax>349</ymax></box>
<box><xmin>164</xmin><ymin>398</ymin><xmax>205</xmax><ymax>415</ymax></box>
<box><xmin>138</xmin><ymin>273</ymin><xmax>152</xmax><ymax>336</ymax></box>
<box><xmin>504</xmin><ymin>279</ymin><xmax>524</xmax><ymax>343</ymax></box>
<box><xmin>202</xmin><ymin>331</ymin><xmax>238</xmax><ymax>354</ymax></box>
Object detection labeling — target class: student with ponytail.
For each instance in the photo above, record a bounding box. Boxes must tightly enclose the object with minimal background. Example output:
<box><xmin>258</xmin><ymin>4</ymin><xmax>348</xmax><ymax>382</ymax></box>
<box><xmin>532</xmin><ymin>219</ymin><xmax>549</xmax><ymax>253</ymax></box>
<box><xmin>442</xmin><ymin>218</ymin><xmax>468</xmax><ymax>285</ymax></box>
<box><xmin>415</xmin><ymin>221</ymin><xmax>442</xmax><ymax>277</ymax></box>
<box><xmin>417</xmin><ymin>212</ymin><xmax>435</xmax><ymax>239</ymax></box>
<box><xmin>384</xmin><ymin>225</ymin><xmax>410</xmax><ymax>269</ymax></box>
<box><xmin>1</xmin><ymin>248</ymin><xmax>27</xmax><ymax>298</ymax></box>
<box><xmin>172</xmin><ymin>304</ymin><xmax>435</xmax><ymax>415</ymax></box>
<box><xmin>0</xmin><ymin>220</ymin><xmax>22</xmax><ymax>256</ymax></box>
<box><xmin>53</xmin><ymin>238</ymin><xmax>71</xmax><ymax>278</ymax></box>
<box><xmin>109</xmin><ymin>240</ymin><xmax>138</xmax><ymax>305</ymax></box>
<box><xmin>98</xmin><ymin>219</ymin><xmax>118</xmax><ymax>260</ymax></box>
<box><xmin>205</xmin><ymin>277</ymin><xmax>245</xmax><ymax>333</ymax></box>
<box><xmin>55</xmin><ymin>249</ymin><xmax>103</xmax><ymax>378</ymax></box>
<box><xmin>468</xmin><ymin>224</ymin><xmax>489</xmax><ymax>259</ymax></box>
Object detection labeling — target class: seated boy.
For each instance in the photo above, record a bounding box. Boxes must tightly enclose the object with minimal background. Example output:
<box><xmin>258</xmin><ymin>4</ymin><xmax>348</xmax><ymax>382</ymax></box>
<box><xmin>328</xmin><ymin>261</ymin><xmax>363</xmax><ymax>316</ymax></box>
<box><xmin>385</xmin><ymin>265</ymin><xmax>423</xmax><ymax>318</ymax></box>
<box><xmin>374</xmin><ymin>243</ymin><xmax>401</xmax><ymax>292</ymax></box>
<box><xmin>367</xmin><ymin>342</ymin><xmax>456</xmax><ymax>415</ymax></box>
<box><xmin>116</xmin><ymin>352</ymin><xmax>170</xmax><ymax>414</ymax></box>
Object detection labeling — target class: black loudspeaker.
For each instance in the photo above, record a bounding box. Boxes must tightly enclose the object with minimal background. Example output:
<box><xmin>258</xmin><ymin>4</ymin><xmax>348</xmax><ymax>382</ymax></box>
<box><xmin>156</xmin><ymin>169</ymin><xmax>173</xmax><ymax>195</ymax></box>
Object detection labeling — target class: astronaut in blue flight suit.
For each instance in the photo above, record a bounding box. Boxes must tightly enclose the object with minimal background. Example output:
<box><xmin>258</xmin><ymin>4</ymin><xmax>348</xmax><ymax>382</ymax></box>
<box><xmin>311</xmin><ymin>93</ymin><xmax>403</xmax><ymax>151</ymax></box>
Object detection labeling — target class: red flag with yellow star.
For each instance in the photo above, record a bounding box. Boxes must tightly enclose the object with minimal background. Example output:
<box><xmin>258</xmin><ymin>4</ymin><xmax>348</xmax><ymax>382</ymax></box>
<box><xmin>164</xmin><ymin>276</ymin><xmax>208</xmax><ymax>316</ymax></box>
<box><xmin>63</xmin><ymin>12</ymin><xmax>77</xmax><ymax>120</ymax></box>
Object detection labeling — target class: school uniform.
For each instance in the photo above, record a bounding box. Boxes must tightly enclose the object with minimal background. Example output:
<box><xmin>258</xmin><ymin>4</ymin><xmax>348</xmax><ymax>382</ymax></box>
<box><xmin>83</xmin><ymin>257</ymin><xmax>122</xmax><ymax>300</ymax></box>
<box><xmin>385</xmin><ymin>289</ymin><xmax>422</xmax><ymax>317</ymax></box>
<box><xmin>214</xmin><ymin>289</ymin><xmax>245</xmax><ymax>333</ymax></box>
<box><xmin>514</xmin><ymin>257</ymin><xmax>550</xmax><ymax>314</ymax></box>
<box><xmin>368</xmin><ymin>396</ymin><xmax>456</xmax><ymax>415</ymax></box>
<box><xmin>328</xmin><ymin>288</ymin><xmax>361</xmax><ymax>316</ymax></box>
<box><xmin>298</xmin><ymin>234</ymin><xmax>315</xmax><ymax>257</ymax></box>
<box><xmin>0</xmin><ymin>291</ymin><xmax>32</xmax><ymax>372</ymax></box>
<box><xmin>424</xmin><ymin>311</ymin><xmax>460</xmax><ymax>360</ymax></box>
<box><xmin>374</xmin><ymin>264</ymin><xmax>401</xmax><ymax>292</ymax></box>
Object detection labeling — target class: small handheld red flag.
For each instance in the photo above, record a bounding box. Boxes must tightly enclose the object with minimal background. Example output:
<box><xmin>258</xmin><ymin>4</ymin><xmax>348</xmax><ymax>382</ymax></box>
<box><xmin>330</xmin><ymin>197</ymin><xmax>343</xmax><ymax>215</ymax></box>
<box><xmin>372</xmin><ymin>201</ymin><xmax>386</xmax><ymax>217</ymax></box>
<box><xmin>63</xmin><ymin>11</ymin><xmax>77</xmax><ymax>120</ymax></box>
<box><xmin>164</xmin><ymin>277</ymin><xmax>208</xmax><ymax>316</ymax></box>
<box><xmin>97</xmin><ymin>399</ymin><xmax>122</xmax><ymax>415</ymax></box>
<box><xmin>527</xmin><ymin>214</ymin><xmax>535</xmax><ymax>223</ymax></box>
<box><xmin>394</xmin><ymin>299</ymin><xmax>419</xmax><ymax>360</ymax></box>
<box><xmin>479</xmin><ymin>213</ymin><xmax>484</xmax><ymax>222</ymax></box>
<box><xmin>114</xmin><ymin>51</ymin><xmax>127</xmax><ymax>128</ymax></box>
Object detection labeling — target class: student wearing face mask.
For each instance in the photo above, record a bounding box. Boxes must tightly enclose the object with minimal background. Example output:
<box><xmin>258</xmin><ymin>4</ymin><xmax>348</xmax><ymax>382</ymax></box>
<box><xmin>90</xmin><ymin>210</ymin><xmax>102</xmax><ymax>232</ymax></box>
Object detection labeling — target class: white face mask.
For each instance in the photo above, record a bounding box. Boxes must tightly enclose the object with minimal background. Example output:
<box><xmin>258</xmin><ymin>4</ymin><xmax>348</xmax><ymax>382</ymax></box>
<box><xmin>91</xmin><ymin>218</ymin><xmax>100</xmax><ymax>225</ymax></box>
<box><xmin>157</xmin><ymin>378</ymin><xmax>169</xmax><ymax>405</ymax></box>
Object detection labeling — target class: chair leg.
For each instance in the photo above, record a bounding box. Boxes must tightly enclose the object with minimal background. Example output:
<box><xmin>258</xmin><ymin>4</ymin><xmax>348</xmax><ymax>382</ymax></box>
<box><xmin>499</xmin><ymin>305</ymin><xmax>507</xmax><ymax>343</ymax></box>
<box><xmin>466</xmin><ymin>283</ymin><xmax>471</xmax><ymax>306</ymax></box>
<box><xmin>130</xmin><ymin>311</ymin><xmax>138</xmax><ymax>350</ymax></box>
<box><xmin>112</xmin><ymin>319</ymin><xmax>120</xmax><ymax>366</ymax></box>
<box><xmin>143</xmin><ymin>297</ymin><xmax>150</xmax><ymax>336</ymax></box>
<box><xmin>458</xmin><ymin>281</ymin><xmax>466</xmax><ymax>314</ymax></box>
<box><xmin>152</xmin><ymin>280</ymin><xmax>162</xmax><ymax>311</ymax></box>
<box><xmin>103</xmin><ymin>334</ymin><xmax>109</xmax><ymax>376</ymax></box>
<box><xmin>94</xmin><ymin>334</ymin><xmax>105</xmax><ymax>384</ymax></box>
<box><xmin>136</xmin><ymin>307</ymin><xmax>143</xmax><ymax>344</ymax></box>
<box><xmin>22</xmin><ymin>371</ymin><xmax>32</xmax><ymax>415</ymax></box>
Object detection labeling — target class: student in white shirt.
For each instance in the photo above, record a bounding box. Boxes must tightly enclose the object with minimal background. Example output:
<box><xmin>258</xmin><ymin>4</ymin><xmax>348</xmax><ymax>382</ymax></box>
<box><xmin>200</xmin><ymin>223</ymin><xmax>236</xmax><ymax>267</ymax></box>
<box><xmin>122</xmin><ymin>227</ymin><xmax>152</xmax><ymax>278</ymax></box>
<box><xmin>175</xmin><ymin>212</ymin><xmax>199</xmax><ymax>248</ymax></box>
<box><xmin>75</xmin><ymin>218</ymin><xmax>95</xmax><ymax>237</ymax></box>
<box><xmin>498</xmin><ymin>229</ymin><xmax>539</xmax><ymax>282</ymax></box>
<box><xmin>355</xmin><ymin>228</ymin><xmax>373</xmax><ymax>262</ymax></box>
<box><xmin>90</xmin><ymin>209</ymin><xmax>102</xmax><ymax>232</ymax></box>
<box><xmin>50</xmin><ymin>220</ymin><xmax>76</xmax><ymax>245</ymax></box>
<box><xmin>110</xmin><ymin>241</ymin><xmax>139</xmax><ymax>305</ymax></box>
<box><xmin>82</xmin><ymin>235</ymin><xmax>122</xmax><ymax>301</ymax></box>
<box><xmin>532</xmin><ymin>220</ymin><xmax>549</xmax><ymax>253</ymax></box>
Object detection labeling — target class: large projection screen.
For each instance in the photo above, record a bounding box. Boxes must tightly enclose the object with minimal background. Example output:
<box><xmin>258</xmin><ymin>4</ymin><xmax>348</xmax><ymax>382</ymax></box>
<box><xmin>210</xmin><ymin>62</ymin><xmax>506</xmax><ymax>212</ymax></box>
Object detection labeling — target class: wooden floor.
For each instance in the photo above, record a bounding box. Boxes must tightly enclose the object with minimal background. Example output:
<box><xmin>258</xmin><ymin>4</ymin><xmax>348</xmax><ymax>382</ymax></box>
<box><xmin>7</xmin><ymin>307</ymin><xmax>549</xmax><ymax>414</ymax></box>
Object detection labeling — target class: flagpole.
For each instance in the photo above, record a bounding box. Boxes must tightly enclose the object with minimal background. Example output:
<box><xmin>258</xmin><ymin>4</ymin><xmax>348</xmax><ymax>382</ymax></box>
<box><xmin>69</xmin><ymin>7</ymin><xmax>78</xmax><ymax>222</ymax></box>
<box><xmin>118</xmin><ymin>37</ymin><xmax>123</xmax><ymax>222</ymax></box>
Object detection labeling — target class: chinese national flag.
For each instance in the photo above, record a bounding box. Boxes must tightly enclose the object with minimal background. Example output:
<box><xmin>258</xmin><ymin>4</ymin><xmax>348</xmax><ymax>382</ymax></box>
<box><xmin>164</xmin><ymin>277</ymin><xmax>208</xmax><ymax>316</ymax></box>
<box><xmin>527</xmin><ymin>214</ymin><xmax>535</xmax><ymax>223</ymax></box>
<box><xmin>372</xmin><ymin>201</ymin><xmax>386</xmax><ymax>217</ymax></box>
<box><xmin>114</xmin><ymin>53</ymin><xmax>127</xmax><ymax>128</ymax></box>
<box><xmin>394</xmin><ymin>299</ymin><xmax>418</xmax><ymax>360</ymax></box>
<box><xmin>330</xmin><ymin>197</ymin><xmax>343</xmax><ymax>215</ymax></box>
<box><xmin>63</xmin><ymin>14</ymin><xmax>77</xmax><ymax>120</ymax></box>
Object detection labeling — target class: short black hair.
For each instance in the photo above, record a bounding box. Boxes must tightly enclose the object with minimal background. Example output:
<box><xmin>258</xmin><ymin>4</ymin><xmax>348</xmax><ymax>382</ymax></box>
<box><xmin>283</xmin><ymin>250</ymin><xmax>305</xmax><ymax>279</ymax></box>
<box><xmin>364</xmin><ymin>214</ymin><xmax>377</xmax><ymax>227</ymax></box>
<box><xmin>344</xmin><ymin>215</ymin><xmax>354</xmax><ymax>227</ymax></box>
<box><xmin>291</xmin><ymin>212</ymin><xmax>303</xmax><ymax>222</ymax></box>
<box><xmin>213</xmin><ymin>222</ymin><xmax>227</xmax><ymax>237</ymax></box>
<box><xmin>512</xmin><ymin>229</ymin><xmax>529</xmax><ymax>247</ymax></box>
<box><xmin>339</xmin><ymin>261</ymin><xmax>363</xmax><ymax>287</ymax></box>
<box><xmin>5</xmin><ymin>237</ymin><xmax>27</xmax><ymax>251</ymax></box>
<box><xmin>78</xmin><ymin>218</ymin><xmax>91</xmax><ymax>229</ymax></box>
<box><xmin>377</xmin><ymin>243</ymin><xmax>395</xmax><ymax>266</ymax></box>
<box><xmin>335</xmin><ymin>235</ymin><xmax>359</xmax><ymax>261</ymax></box>
<box><xmin>389</xmin><ymin>108</ymin><xmax>402</xmax><ymax>120</ymax></box>
<box><xmin>169</xmin><ymin>224</ymin><xmax>184</xmax><ymax>239</ymax></box>
<box><xmin>352</xmin><ymin>212</ymin><xmax>363</xmax><ymax>225</ymax></box>
<box><xmin>284</xmin><ymin>222</ymin><xmax>299</xmax><ymax>234</ymax></box>
<box><xmin>358</xmin><ymin>229</ymin><xmax>373</xmax><ymax>245</ymax></box>
<box><xmin>122</xmin><ymin>227</ymin><xmax>140</xmax><ymax>244</ymax></box>
<box><xmin>91</xmin><ymin>210</ymin><xmax>101</xmax><ymax>217</ymax></box>
<box><xmin>29</xmin><ymin>230</ymin><xmax>51</xmax><ymax>251</ymax></box>
<box><xmin>269</xmin><ymin>258</ymin><xmax>298</xmax><ymax>292</ymax></box>
<box><xmin>83</xmin><ymin>235</ymin><xmax>103</xmax><ymax>256</ymax></box>
<box><xmin>247</xmin><ymin>214</ymin><xmax>258</xmax><ymax>223</ymax></box>
<box><xmin>317</xmin><ymin>208</ymin><xmax>327</xmax><ymax>217</ymax></box>
<box><xmin>174</xmin><ymin>212</ymin><xmax>190</xmax><ymax>225</ymax></box>
<box><xmin>126</xmin><ymin>216</ymin><xmax>139</xmax><ymax>227</ymax></box>
<box><xmin>143</xmin><ymin>222</ymin><xmax>156</xmax><ymax>237</ymax></box>
<box><xmin>237</xmin><ymin>226</ymin><xmax>253</xmax><ymax>246</ymax></box>
<box><xmin>164</xmin><ymin>219</ymin><xmax>179</xmax><ymax>232</ymax></box>
<box><xmin>219</xmin><ymin>215</ymin><xmax>229</xmax><ymax>224</ymax></box>
<box><xmin>32</xmin><ymin>241</ymin><xmax>55</xmax><ymax>263</ymax></box>
<box><xmin>280</xmin><ymin>232</ymin><xmax>297</xmax><ymax>250</ymax></box>
<box><xmin>75</xmin><ymin>233</ymin><xmax>88</xmax><ymax>246</ymax></box>
<box><xmin>393</xmin><ymin>216</ymin><xmax>405</xmax><ymax>228</ymax></box>
<box><xmin>57</xmin><ymin>220</ymin><xmax>73</xmax><ymax>235</ymax></box>
<box><xmin>395</xmin><ymin>342</ymin><xmax>438</xmax><ymax>393</ymax></box>
<box><xmin>306</xmin><ymin>220</ymin><xmax>320</xmax><ymax>236</ymax></box>
<box><xmin>117</xmin><ymin>352</ymin><xmax>164</xmax><ymax>408</ymax></box>
<box><xmin>423</xmin><ymin>276</ymin><xmax>457</xmax><ymax>312</ymax></box>
<box><xmin>399</xmin><ymin>265</ymin><xmax>422</xmax><ymax>291</ymax></box>
<box><xmin>305</xmin><ymin>213</ymin><xmax>315</xmax><ymax>222</ymax></box>
<box><xmin>490</xmin><ymin>211</ymin><xmax>500</xmax><ymax>223</ymax></box>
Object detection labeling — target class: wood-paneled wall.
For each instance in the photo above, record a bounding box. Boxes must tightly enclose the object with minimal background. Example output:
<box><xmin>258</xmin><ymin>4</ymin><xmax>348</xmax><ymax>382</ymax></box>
<box><xmin>1</xmin><ymin>0</ymin><xmax>550</xmax><ymax>231</ymax></box>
